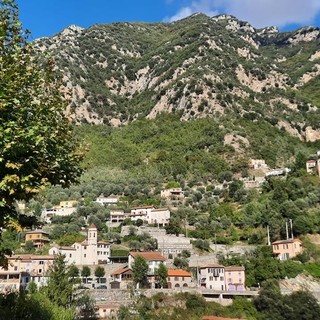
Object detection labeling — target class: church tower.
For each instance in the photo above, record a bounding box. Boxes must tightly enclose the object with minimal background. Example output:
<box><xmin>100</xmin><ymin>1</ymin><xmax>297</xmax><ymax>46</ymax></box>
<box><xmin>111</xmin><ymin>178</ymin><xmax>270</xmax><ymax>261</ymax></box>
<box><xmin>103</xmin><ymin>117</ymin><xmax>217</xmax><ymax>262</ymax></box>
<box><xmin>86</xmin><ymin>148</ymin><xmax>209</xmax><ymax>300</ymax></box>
<box><xmin>88</xmin><ymin>224</ymin><xmax>97</xmax><ymax>245</ymax></box>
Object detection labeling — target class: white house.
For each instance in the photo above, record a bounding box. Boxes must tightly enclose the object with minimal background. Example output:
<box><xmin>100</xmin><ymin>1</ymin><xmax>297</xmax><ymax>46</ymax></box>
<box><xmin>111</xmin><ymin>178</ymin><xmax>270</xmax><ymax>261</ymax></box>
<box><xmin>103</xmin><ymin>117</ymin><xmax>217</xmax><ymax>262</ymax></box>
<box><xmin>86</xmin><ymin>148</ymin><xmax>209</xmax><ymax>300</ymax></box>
<box><xmin>42</xmin><ymin>200</ymin><xmax>78</xmax><ymax>223</ymax></box>
<box><xmin>148</xmin><ymin>208</ymin><xmax>170</xmax><ymax>226</ymax></box>
<box><xmin>49</xmin><ymin>224</ymin><xmax>110</xmax><ymax>266</ymax></box>
<box><xmin>128</xmin><ymin>251</ymin><xmax>166</xmax><ymax>275</ymax></box>
<box><xmin>199</xmin><ymin>264</ymin><xmax>225</xmax><ymax>290</ymax></box>
<box><xmin>96</xmin><ymin>194</ymin><xmax>119</xmax><ymax>206</ymax></box>
<box><xmin>129</xmin><ymin>205</ymin><xmax>154</xmax><ymax>222</ymax></box>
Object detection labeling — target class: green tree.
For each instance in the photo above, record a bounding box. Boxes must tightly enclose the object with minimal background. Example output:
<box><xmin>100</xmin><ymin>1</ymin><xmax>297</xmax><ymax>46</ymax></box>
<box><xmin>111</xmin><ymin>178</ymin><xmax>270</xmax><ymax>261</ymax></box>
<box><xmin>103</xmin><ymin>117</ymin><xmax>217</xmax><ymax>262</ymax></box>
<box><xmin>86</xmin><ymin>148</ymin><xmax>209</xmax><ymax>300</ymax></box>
<box><xmin>24</xmin><ymin>240</ymin><xmax>35</xmax><ymax>253</ymax></box>
<box><xmin>75</xmin><ymin>292</ymin><xmax>97</xmax><ymax>320</ymax></box>
<box><xmin>68</xmin><ymin>265</ymin><xmax>80</xmax><ymax>279</ymax></box>
<box><xmin>94</xmin><ymin>266</ymin><xmax>105</xmax><ymax>284</ymax></box>
<box><xmin>132</xmin><ymin>256</ymin><xmax>149</xmax><ymax>288</ymax></box>
<box><xmin>81</xmin><ymin>266</ymin><xmax>91</xmax><ymax>284</ymax></box>
<box><xmin>0</xmin><ymin>0</ymin><xmax>83</xmax><ymax>265</ymax></box>
<box><xmin>155</xmin><ymin>263</ymin><xmax>167</xmax><ymax>288</ymax></box>
<box><xmin>46</xmin><ymin>254</ymin><xmax>77</xmax><ymax>308</ymax></box>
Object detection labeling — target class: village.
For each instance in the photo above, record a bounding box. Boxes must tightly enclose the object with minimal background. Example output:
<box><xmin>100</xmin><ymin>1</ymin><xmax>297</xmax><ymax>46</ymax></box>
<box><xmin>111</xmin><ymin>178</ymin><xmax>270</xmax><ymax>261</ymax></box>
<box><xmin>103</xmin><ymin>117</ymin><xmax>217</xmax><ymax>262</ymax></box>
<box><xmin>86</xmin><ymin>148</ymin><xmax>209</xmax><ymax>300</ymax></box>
<box><xmin>0</xmin><ymin>161</ymin><xmax>306</xmax><ymax>318</ymax></box>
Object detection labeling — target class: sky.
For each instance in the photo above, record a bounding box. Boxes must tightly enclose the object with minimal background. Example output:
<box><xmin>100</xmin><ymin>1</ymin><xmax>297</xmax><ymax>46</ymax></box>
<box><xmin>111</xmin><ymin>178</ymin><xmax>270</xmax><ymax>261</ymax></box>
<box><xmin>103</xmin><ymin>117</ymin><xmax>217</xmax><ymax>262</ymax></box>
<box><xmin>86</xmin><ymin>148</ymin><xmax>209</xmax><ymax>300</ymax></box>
<box><xmin>16</xmin><ymin>0</ymin><xmax>320</xmax><ymax>40</ymax></box>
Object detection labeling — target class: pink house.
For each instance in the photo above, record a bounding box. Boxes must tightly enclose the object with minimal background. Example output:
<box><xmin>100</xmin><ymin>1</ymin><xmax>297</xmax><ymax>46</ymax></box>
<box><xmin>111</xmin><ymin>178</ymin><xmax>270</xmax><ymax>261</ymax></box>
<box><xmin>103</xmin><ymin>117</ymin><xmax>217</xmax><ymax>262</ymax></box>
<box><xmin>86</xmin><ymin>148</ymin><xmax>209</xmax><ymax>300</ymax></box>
<box><xmin>272</xmin><ymin>238</ymin><xmax>303</xmax><ymax>260</ymax></box>
<box><xmin>224</xmin><ymin>266</ymin><xmax>245</xmax><ymax>292</ymax></box>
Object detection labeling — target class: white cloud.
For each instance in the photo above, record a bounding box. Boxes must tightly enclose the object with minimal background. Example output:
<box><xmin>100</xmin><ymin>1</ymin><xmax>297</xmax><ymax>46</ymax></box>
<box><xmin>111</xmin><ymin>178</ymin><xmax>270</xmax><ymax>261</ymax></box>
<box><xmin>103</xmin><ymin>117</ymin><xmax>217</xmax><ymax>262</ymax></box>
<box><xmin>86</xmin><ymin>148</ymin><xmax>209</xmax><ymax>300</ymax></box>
<box><xmin>165</xmin><ymin>0</ymin><xmax>320</xmax><ymax>28</ymax></box>
<box><xmin>164</xmin><ymin>0</ymin><xmax>218</xmax><ymax>22</ymax></box>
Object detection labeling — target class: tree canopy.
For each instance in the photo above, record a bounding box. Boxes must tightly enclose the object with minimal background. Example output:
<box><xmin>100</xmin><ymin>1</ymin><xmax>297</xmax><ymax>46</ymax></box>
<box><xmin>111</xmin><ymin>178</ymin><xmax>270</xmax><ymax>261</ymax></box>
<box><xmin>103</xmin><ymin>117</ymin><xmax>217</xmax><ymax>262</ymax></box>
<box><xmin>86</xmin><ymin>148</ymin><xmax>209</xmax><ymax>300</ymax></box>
<box><xmin>0</xmin><ymin>0</ymin><xmax>83</xmax><ymax>224</ymax></box>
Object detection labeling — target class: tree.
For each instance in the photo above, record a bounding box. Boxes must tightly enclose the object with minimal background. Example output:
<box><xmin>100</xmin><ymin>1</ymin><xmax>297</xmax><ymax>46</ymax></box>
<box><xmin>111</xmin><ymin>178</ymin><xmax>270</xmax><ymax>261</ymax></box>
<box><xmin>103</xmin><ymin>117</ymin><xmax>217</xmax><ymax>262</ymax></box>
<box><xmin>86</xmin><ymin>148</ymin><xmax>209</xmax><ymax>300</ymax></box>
<box><xmin>0</xmin><ymin>0</ymin><xmax>83</xmax><ymax>264</ymax></box>
<box><xmin>173</xmin><ymin>257</ymin><xmax>189</xmax><ymax>269</ymax></box>
<box><xmin>75</xmin><ymin>292</ymin><xmax>97</xmax><ymax>320</ymax></box>
<box><xmin>132</xmin><ymin>256</ymin><xmax>149</xmax><ymax>288</ymax></box>
<box><xmin>68</xmin><ymin>265</ymin><xmax>80</xmax><ymax>279</ymax></box>
<box><xmin>94</xmin><ymin>266</ymin><xmax>105</xmax><ymax>284</ymax></box>
<box><xmin>46</xmin><ymin>254</ymin><xmax>76</xmax><ymax>308</ymax></box>
<box><xmin>155</xmin><ymin>263</ymin><xmax>167</xmax><ymax>288</ymax></box>
<box><xmin>81</xmin><ymin>266</ymin><xmax>91</xmax><ymax>284</ymax></box>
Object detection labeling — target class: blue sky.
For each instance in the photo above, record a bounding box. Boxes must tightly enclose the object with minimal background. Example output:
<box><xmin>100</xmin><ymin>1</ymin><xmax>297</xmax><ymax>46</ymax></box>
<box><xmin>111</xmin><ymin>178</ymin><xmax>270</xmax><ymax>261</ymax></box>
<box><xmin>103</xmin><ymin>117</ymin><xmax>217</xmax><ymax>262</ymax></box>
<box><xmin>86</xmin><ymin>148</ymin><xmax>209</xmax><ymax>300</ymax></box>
<box><xmin>16</xmin><ymin>0</ymin><xmax>320</xmax><ymax>40</ymax></box>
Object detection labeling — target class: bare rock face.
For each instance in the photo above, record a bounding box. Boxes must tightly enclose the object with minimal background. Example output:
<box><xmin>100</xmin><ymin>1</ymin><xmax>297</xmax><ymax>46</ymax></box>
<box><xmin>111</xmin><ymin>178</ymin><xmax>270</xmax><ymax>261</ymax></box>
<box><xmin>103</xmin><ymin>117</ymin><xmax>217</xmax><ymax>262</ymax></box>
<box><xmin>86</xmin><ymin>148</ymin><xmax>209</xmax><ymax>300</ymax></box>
<box><xmin>306</xmin><ymin>127</ymin><xmax>320</xmax><ymax>142</ymax></box>
<box><xmin>34</xmin><ymin>13</ymin><xmax>320</xmax><ymax>131</ymax></box>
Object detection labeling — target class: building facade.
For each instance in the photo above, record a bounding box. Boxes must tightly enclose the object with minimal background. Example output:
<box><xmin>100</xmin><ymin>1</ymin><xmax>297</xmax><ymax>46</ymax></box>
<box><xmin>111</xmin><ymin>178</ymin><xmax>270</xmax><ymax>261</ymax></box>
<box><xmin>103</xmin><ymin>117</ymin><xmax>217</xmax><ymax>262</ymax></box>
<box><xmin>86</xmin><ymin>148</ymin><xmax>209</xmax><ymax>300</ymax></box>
<box><xmin>49</xmin><ymin>224</ymin><xmax>110</xmax><ymax>265</ymax></box>
<box><xmin>22</xmin><ymin>230</ymin><xmax>50</xmax><ymax>248</ymax></box>
<box><xmin>128</xmin><ymin>251</ymin><xmax>166</xmax><ymax>275</ymax></box>
<box><xmin>199</xmin><ymin>264</ymin><xmax>226</xmax><ymax>290</ymax></box>
<box><xmin>224</xmin><ymin>266</ymin><xmax>245</xmax><ymax>291</ymax></box>
<box><xmin>272</xmin><ymin>238</ymin><xmax>303</xmax><ymax>260</ymax></box>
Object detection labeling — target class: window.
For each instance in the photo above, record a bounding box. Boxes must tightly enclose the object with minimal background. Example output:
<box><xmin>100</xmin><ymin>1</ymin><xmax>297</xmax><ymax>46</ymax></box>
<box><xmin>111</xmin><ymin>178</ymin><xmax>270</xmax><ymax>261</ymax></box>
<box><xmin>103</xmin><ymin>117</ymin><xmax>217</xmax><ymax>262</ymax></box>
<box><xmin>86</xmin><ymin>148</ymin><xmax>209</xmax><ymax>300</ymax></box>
<box><xmin>220</xmin><ymin>277</ymin><xmax>224</xmax><ymax>281</ymax></box>
<box><xmin>239</xmin><ymin>278</ymin><xmax>242</xmax><ymax>283</ymax></box>
<box><xmin>174</xmin><ymin>277</ymin><xmax>179</xmax><ymax>281</ymax></box>
<box><xmin>39</xmin><ymin>261</ymin><xmax>44</xmax><ymax>265</ymax></box>
<box><xmin>228</xmin><ymin>278</ymin><xmax>232</xmax><ymax>283</ymax></box>
<box><xmin>69</xmin><ymin>254</ymin><xmax>72</xmax><ymax>258</ymax></box>
<box><xmin>39</xmin><ymin>269</ymin><xmax>42</xmax><ymax>273</ymax></box>
<box><xmin>209</xmin><ymin>276</ymin><xmax>213</xmax><ymax>281</ymax></box>
<box><xmin>84</xmin><ymin>246</ymin><xmax>87</xmax><ymax>250</ymax></box>
<box><xmin>84</xmin><ymin>254</ymin><xmax>86</xmax><ymax>258</ymax></box>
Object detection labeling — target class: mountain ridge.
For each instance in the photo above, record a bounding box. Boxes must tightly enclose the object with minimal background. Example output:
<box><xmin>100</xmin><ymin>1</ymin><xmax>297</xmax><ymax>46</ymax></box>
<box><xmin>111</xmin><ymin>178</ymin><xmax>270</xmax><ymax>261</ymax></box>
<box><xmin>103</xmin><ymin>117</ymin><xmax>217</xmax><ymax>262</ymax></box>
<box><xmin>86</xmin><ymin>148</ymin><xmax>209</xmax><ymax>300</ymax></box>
<box><xmin>35</xmin><ymin>13</ymin><xmax>320</xmax><ymax>141</ymax></box>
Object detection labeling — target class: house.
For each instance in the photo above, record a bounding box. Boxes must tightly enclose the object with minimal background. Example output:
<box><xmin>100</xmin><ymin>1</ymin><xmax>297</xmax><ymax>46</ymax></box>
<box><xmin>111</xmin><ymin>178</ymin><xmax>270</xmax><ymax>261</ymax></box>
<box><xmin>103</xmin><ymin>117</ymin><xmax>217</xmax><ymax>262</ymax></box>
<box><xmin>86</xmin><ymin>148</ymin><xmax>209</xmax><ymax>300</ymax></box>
<box><xmin>49</xmin><ymin>224</ymin><xmax>110</xmax><ymax>265</ymax></box>
<box><xmin>248</xmin><ymin>159</ymin><xmax>268</xmax><ymax>170</ymax></box>
<box><xmin>0</xmin><ymin>271</ymin><xmax>29</xmax><ymax>293</ymax></box>
<box><xmin>110</xmin><ymin>267</ymin><xmax>132</xmax><ymax>289</ymax></box>
<box><xmin>110</xmin><ymin>209</ymin><xmax>129</xmax><ymax>223</ymax></box>
<box><xmin>224</xmin><ymin>266</ymin><xmax>245</xmax><ymax>292</ymax></box>
<box><xmin>0</xmin><ymin>254</ymin><xmax>55</xmax><ymax>291</ymax></box>
<box><xmin>272</xmin><ymin>238</ymin><xmax>303</xmax><ymax>260</ymax></box>
<box><xmin>95</xmin><ymin>194</ymin><xmax>119</xmax><ymax>206</ymax></box>
<box><xmin>199</xmin><ymin>264</ymin><xmax>246</xmax><ymax>291</ymax></box>
<box><xmin>306</xmin><ymin>159</ymin><xmax>320</xmax><ymax>176</ymax></box>
<box><xmin>129</xmin><ymin>205</ymin><xmax>154</xmax><ymax>222</ymax></box>
<box><xmin>96</xmin><ymin>303</ymin><xmax>120</xmax><ymax>319</ymax></box>
<box><xmin>199</xmin><ymin>264</ymin><xmax>225</xmax><ymax>290</ymax></box>
<box><xmin>161</xmin><ymin>188</ymin><xmax>184</xmax><ymax>201</ymax></box>
<box><xmin>167</xmin><ymin>269</ymin><xmax>194</xmax><ymax>288</ymax></box>
<box><xmin>155</xmin><ymin>234</ymin><xmax>193</xmax><ymax>258</ymax></box>
<box><xmin>42</xmin><ymin>200</ymin><xmax>78</xmax><ymax>223</ymax></box>
<box><xmin>148</xmin><ymin>208</ymin><xmax>170</xmax><ymax>226</ymax></box>
<box><xmin>22</xmin><ymin>230</ymin><xmax>50</xmax><ymax>248</ymax></box>
<box><xmin>128</xmin><ymin>251</ymin><xmax>166</xmax><ymax>275</ymax></box>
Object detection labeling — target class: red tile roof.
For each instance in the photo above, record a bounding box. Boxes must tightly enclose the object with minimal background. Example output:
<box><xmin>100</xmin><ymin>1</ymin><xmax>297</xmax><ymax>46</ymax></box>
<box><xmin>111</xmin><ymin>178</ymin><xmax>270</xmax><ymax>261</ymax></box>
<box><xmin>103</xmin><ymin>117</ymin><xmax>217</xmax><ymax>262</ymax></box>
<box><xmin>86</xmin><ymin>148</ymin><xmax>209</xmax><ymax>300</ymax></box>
<box><xmin>129</xmin><ymin>251</ymin><xmax>166</xmax><ymax>261</ymax></box>
<box><xmin>9</xmin><ymin>254</ymin><xmax>55</xmax><ymax>261</ymax></box>
<box><xmin>167</xmin><ymin>269</ymin><xmax>191</xmax><ymax>277</ymax></box>
<box><xmin>111</xmin><ymin>267</ymin><xmax>132</xmax><ymax>275</ymax></box>
<box><xmin>88</xmin><ymin>224</ymin><xmax>97</xmax><ymax>229</ymax></box>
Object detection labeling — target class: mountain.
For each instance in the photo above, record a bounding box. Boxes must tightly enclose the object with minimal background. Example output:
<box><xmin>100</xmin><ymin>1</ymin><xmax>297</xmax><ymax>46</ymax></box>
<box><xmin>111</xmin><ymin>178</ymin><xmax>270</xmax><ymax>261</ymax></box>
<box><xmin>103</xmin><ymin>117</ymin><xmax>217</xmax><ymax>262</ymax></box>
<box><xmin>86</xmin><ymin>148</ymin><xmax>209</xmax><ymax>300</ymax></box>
<box><xmin>34</xmin><ymin>13</ymin><xmax>320</xmax><ymax>142</ymax></box>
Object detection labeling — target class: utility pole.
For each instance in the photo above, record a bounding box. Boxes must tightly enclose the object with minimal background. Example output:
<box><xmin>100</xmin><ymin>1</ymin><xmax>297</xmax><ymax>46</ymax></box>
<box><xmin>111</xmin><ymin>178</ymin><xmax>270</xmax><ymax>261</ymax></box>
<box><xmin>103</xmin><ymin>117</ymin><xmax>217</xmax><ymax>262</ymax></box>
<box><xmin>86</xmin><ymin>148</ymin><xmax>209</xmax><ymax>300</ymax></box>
<box><xmin>267</xmin><ymin>225</ymin><xmax>271</xmax><ymax>245</ymax></box>
<box><xmin>285</xmin><ymin>221</ymin><xmax>289</xmax><ymax>240</ymax></box>
<box><xmin>289</xmin><ymin>219</ymin><xmax>293</xmax><ymax>239</ymax></box>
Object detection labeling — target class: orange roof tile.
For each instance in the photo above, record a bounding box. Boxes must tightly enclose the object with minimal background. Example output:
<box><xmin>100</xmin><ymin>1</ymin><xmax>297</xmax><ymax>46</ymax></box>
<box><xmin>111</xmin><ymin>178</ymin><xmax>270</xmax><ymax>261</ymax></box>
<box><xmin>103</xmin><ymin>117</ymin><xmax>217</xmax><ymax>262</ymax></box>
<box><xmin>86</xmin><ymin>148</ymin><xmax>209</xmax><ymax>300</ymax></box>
<box><xmin>111</xmin><ymin>267</ymin><xmax>131</xmax><ymax>275</ymax></box>
<box><xmin>167</xmin><ymin>269</ymin><xmax>191</xmax><ymax>277</ymax></box>
<box><xmin>129</xmin><ymin>251</ymin><xmax>166</xmax><ymax>261</ymax></box>
<box><xmin>88</xmin><ymin>224</ymin><xmax>97</xmax><ymax>229</ymax></box>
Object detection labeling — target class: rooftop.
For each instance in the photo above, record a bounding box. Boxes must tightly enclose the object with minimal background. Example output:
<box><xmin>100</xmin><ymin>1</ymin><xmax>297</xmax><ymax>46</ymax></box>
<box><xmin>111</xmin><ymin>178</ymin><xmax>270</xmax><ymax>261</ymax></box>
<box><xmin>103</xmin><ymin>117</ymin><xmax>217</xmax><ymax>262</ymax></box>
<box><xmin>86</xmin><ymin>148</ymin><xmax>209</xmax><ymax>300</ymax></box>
<box><xmin>130</xmin><ymin>205</ymin><xmax>154</xmax><ymax>210</ymax></box>
<box><xmin>25</xmin><ymin>229</ymin><xmax>49</xmax><ymax>235</ymax></box>
<box><xmin>272</xmin><ymin>238</ymin><xmax>302</xmax><ymax>245</ymax></box>
<box><xmin>199</xmin><ymin>264</ymin><xmax>224</xmax><ymax>269</ymax></box>
<box><xmin>8</xmin><ymin>254</ymin><xmax>55</xmax><ymax>261</ymax></box>
<box><xmin>225</xmin><ymin>266</ymin><xmax>245</xmax><ymax>271</ymax></box>
<box><xmin>167</xmin><ymin>269</ymin><xmax>191</xmax><ymax>277</ymax></box>
<box><xmin>129</xmin><ymin>251</ymin><xmax>166</xmax><ymax>261</ymax></box>
<box><xmin>111</xmin><ymin>267</ymin><xmax>132</xmax><ymax>275</ymax></box>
